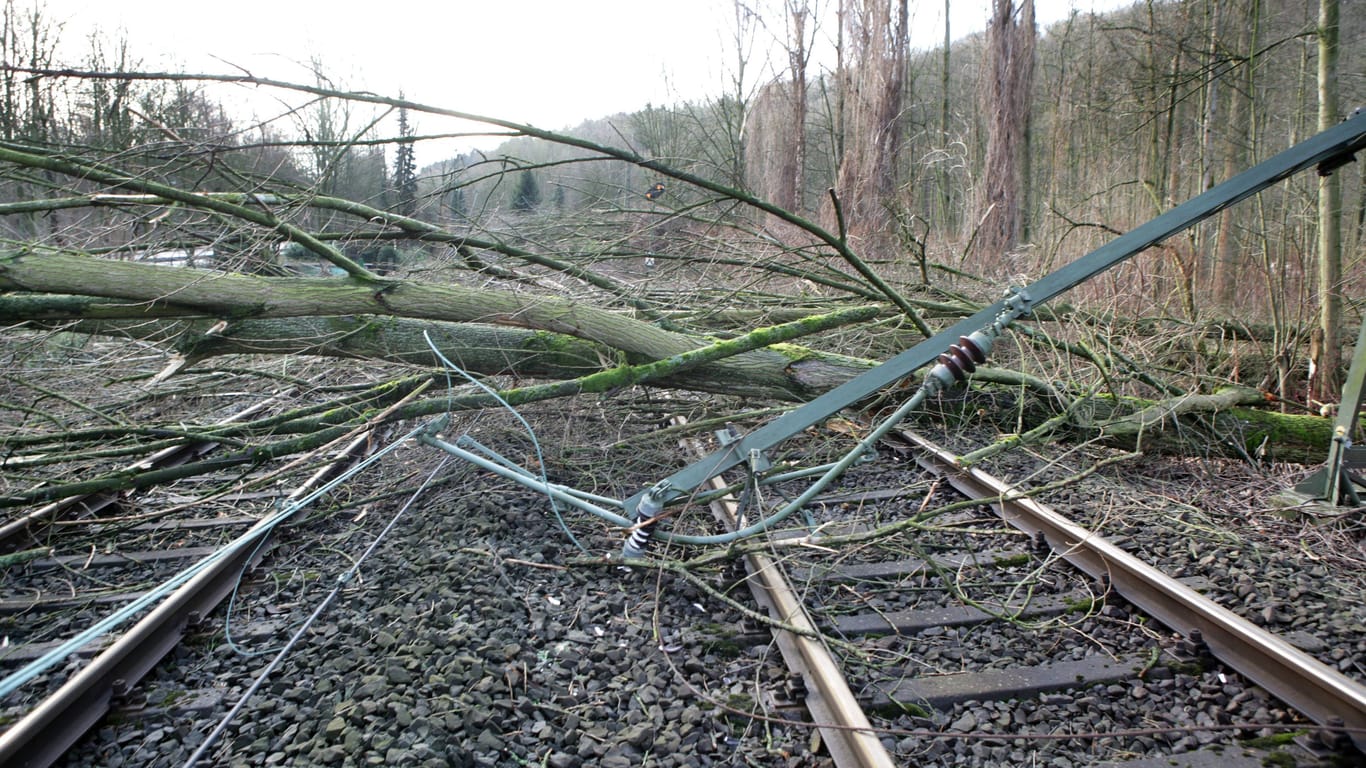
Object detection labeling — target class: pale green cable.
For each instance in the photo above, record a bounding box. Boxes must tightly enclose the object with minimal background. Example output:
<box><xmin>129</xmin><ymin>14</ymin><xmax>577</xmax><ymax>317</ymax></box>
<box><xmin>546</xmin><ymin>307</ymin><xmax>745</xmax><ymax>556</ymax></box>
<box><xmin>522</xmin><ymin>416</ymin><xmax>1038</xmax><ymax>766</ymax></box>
<box><xmin>422</xmin><ymin>331</ymin><xmax>587</xmax><ymax>553</ymax></box>
<box><xmin>0</xmin><ymin>423</ymin><xmax>426</xmax><ymax>699</ymax></box>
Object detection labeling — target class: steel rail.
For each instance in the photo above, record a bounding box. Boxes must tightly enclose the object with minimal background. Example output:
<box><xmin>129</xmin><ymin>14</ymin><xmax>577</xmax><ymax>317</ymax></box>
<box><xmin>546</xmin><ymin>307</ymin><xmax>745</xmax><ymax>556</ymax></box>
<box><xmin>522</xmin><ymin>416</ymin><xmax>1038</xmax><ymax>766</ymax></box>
<box><xmin>902</xmin><ymin>430</ymin><xmax>1366</xmax><ymax>753</ymax></box>
<box><xmin>673</xmin><ymin>418</ymin><xmax>896</xmax><ymax>768</ymax></box>
<box><xmin>0</xmin><ymin>430</ymin><xmax>375</xmax><ymax>768</ymax></box>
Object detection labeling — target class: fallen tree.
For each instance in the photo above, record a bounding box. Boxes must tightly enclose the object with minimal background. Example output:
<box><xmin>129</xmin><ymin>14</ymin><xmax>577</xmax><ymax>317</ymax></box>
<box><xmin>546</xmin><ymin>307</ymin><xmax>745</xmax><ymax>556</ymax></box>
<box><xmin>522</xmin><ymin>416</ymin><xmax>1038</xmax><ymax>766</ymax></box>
<box><xmin>942</xmin><ymin>384</ymin><xmax>1337</xmax><ymax>466</ymax></box>
<box><xmin>0</xmin><ymin>70</ymin><xmax>1346</xmax><ymax>519</ymax></box>
<box><xmin>0</xmin><ymin>249</ymin><xmax>888</xmax><ymax>398</ymax></box>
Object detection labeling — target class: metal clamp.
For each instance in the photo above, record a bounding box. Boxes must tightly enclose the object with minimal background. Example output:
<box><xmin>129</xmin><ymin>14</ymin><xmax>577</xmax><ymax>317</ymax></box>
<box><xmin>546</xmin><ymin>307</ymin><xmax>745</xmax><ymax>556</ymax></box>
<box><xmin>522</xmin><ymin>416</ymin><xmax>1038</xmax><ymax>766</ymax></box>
<box><xmin>621</xmin><ymin>479</ymin><xmax>673</xmax><ymax>559</ymax></box>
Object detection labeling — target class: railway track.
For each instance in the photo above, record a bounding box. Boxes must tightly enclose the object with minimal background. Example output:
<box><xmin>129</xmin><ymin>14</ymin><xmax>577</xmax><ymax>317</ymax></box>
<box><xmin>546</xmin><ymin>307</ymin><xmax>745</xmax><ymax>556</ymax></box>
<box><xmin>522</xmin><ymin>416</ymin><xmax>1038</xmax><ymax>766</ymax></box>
<box><xmin>0</xmin><ymin>396</ymin><xmax>278</xmax><ymax>554</ymax></box>
<box><xmin>686</xmin><ymin>425</ymin><xmax>1366</xmax><ymax>766</ymax></box>
<box><xmin>674</xmin><ymin>417</ymin><xmax>896</xmax><ymax>767</ymax></box>
<box><xmin>903</xmin><ymin>430</ymin><xmax>1366</xmax><ymax>754</ymax></box>
<box><xmin>0</xmin><ymin>424</ymin><xmax>381</xmax><ymax>768</ymax></box>
<box><xmin>2</xmin><ymin>401</ymin><xmax>1363</xmax><ymax>767</ymax></box>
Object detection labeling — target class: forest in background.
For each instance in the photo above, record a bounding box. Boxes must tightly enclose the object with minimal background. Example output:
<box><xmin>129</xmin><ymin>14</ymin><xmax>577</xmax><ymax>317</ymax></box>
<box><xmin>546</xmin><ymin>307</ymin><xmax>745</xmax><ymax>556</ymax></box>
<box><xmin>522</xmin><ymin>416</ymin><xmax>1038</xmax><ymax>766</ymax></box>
<box><xmin>4</xmin><ymin>0</ymin><xmax>1359</xmax><ymax>384</ymax></box>
<box><xmin>439</xmin><ymin>0</ymin><xmax>1365</xmax><ymax>390</ymax></box>
<box><xmin>0</xmin><ymin>0</ymin><xmax>1363</xmax><ymax>500</ymax></box>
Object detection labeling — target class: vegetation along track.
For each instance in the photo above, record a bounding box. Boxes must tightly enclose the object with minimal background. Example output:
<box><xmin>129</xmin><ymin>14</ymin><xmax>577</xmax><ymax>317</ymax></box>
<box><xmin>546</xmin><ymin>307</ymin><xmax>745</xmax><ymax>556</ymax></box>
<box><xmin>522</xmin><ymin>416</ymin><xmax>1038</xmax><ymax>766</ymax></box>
<box><xmin>0</xmin><ymin>406</ymin><xmax>383</xmax><ymax>768</ymax></box>
<box><xmin>683</xmin><ymin>422</ymin><xmax>1366</xmax><ymax>766</ymax></box>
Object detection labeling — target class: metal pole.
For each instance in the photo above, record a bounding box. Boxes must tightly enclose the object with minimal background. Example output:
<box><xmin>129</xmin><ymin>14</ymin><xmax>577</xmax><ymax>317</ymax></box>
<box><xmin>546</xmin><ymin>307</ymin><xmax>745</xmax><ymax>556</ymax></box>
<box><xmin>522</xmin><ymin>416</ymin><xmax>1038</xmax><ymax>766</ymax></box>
<box><xmin>1296</xmin><ymin>312</ymin><xmax>1366</xmax><ymax>504</ymax></box>
<box><xmin>630</xmin><ymin>109</ymin><xmax>1366</xmax><ymax>517</ymax></box>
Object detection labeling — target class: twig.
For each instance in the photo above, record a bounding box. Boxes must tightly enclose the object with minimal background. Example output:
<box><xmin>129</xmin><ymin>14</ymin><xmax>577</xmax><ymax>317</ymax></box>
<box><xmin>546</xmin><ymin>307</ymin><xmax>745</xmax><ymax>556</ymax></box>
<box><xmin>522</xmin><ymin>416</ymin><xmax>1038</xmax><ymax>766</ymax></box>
<box><xmin>826</xmin><ymin>188</ymin><xmax>934</xmax><ymax>338</ymax></box>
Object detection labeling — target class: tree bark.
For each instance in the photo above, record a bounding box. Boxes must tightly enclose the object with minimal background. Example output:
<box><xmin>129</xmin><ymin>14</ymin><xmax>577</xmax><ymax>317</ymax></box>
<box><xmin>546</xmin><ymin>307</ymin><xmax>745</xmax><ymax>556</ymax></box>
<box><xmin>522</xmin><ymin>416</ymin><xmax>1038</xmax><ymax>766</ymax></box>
<box><xmin>1096</xmin><ymin>387</ymin><xmax>1338</xmax><ymax>465</ymax></box>
<box><xmin>22</xmin><ymin>314</ymin><xmax>883</xmax><ymax>402</ymax></box>
<box><xmin>962</xmin><ymin>386</ymin><xmax>1338</xmax><ymax>465</ymax></box>
<box><xmin>974</xmin><ymin>0</ymin><xmax>1036</xmax><ymax>260</ymax></box>
<box><xmin>833</xmin><ymin>0</ymin><xmax>909</xmax><ymax>238</ymax></box>
<box><xmin>783</xmin><ymin>0</ymin><xmax>809</xmax><ymax>213</ymax></box>
<box><xmin>1212</xmin><ymin>0</ymin><xmax>1257</xmax><ymax>308</ymax></box>
<box><xmin>0</xmin><ymin>250</ymin><xmax>703</xmax><ymax>357</ymax></box>
<box><xmin>1312</xmin><ymin>0</ymin><xmax>1342</xmax><ymax>403</ymax></box>
<box><xmin>12</xmin><ymin>314</ymin><xmax>1340</xmax><ymax>467</ymax></box>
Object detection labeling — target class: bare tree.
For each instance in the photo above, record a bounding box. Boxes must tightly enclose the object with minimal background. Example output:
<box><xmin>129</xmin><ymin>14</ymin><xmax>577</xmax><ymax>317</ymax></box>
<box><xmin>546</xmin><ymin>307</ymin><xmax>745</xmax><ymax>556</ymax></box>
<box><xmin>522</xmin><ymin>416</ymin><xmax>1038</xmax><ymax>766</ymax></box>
<box><xmin>973</xmin><ymin>0</ymin><xmax>1036</xmax><ymax>262</ymax></box>
<box><xmin>782</xmin><ymin>0</ymin><xmax>813</xmax><ymax>212</ymax></box>
<box><xmin>1312</xmin><ymin>0</ymin><xmax>1342</xmax><ymax>403</ymax></box>
<box><xmin>744</xmin><ymin>0</ymin><xmax>816</xmax><ymax>214</ymax></box>
<box><xmin>0</xmin><ymin>54</ymin><xmax>1354</xmax><ymax>531</ymax></box>
<box><xmin>1211</xmin><ymin>0</ymin><xmax>1259</xmax><ymax>308</ymax></box>
<box><xmin>832</xmin><ymin>0</ymin><xmax>910</xmax><ymax>239</ymax></box>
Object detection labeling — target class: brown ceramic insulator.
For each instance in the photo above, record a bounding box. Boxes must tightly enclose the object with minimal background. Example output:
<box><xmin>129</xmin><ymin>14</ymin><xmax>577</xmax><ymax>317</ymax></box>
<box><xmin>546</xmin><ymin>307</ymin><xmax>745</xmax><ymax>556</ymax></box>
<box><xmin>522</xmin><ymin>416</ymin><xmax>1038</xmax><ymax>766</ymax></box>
<box><xmin>936</xmin><ymin>353</ymin><xmax>967</xmax><ymax>382</ymax></box>
<box><xmin>947</xmin><ymin>344</ymin><xmax>978</xmax><ymax>374</ymax></box>
<box><xmin>956</xmin><ymin>335</ymin><xmax>987</xmax><ymax>363</ymax></box>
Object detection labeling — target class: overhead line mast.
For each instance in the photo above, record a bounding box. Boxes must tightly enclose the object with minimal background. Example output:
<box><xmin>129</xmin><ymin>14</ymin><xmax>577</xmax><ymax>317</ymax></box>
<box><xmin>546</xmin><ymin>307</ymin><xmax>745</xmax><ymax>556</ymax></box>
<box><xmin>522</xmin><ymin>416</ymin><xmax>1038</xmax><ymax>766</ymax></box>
<box><xmin>621</xmin><ymin>108</ymin><xmax>1366</xmax><ymax>547</ymax></box>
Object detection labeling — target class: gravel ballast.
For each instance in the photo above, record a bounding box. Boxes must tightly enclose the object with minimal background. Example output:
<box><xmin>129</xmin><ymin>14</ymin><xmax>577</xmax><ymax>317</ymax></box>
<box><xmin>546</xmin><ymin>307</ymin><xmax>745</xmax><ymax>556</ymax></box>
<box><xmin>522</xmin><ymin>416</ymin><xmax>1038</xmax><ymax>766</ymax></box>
<box><xmin>38</xmin><ymin>405</ymin><xmax>1366</xmax><ymax>768</ymax></box>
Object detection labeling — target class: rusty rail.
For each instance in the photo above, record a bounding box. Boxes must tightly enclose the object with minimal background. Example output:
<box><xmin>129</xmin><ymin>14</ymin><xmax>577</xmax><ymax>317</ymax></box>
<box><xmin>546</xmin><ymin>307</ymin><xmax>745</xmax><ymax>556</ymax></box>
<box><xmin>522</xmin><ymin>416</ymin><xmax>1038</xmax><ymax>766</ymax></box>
<box><xmin>673</xmin><ymin>417</ymin><xmax>897</xmax><ymax>767</ymax></box>
<box><xmin>903</xmin><ymin>430</ymin><xmax>1366</xmax><ymax>753</ymax></box>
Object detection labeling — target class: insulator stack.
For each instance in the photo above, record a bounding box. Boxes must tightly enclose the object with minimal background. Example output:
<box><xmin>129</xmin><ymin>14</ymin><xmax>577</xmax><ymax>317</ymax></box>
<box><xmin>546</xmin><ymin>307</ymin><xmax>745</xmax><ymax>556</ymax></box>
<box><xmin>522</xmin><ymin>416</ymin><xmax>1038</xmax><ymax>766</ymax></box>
<box><xmin>921</xmin><ymin>289</ymin><xmax>1036</xmax><ymax>392</ymax></box>
<box><xmin>926</xmin><ymin>328</ymin><xmax>998</xmax><ymax>390</ymax></box>
<box><xmin>936</xmin><ymin>333</ymin><xmax>990</xmax><ymax>382</ymax></box>
<box><xmin>622</xmin><ymin>523</ymin><xmax>655</xmax><ymax>559</ymax></box>
<box><xmin>621</xmin><ymin>480</ymin><xmax>672</xmax><ymax>559</ymax></box>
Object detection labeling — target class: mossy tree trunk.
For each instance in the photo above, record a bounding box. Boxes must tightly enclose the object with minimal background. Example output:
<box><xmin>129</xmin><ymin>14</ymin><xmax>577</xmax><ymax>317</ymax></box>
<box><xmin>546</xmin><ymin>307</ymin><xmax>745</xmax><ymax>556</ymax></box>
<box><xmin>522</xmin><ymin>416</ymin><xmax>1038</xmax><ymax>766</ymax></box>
<box><xmin>3</xmin><ymin>248</ymin><xmax>1339</xmax><ymax>465</ymax></box>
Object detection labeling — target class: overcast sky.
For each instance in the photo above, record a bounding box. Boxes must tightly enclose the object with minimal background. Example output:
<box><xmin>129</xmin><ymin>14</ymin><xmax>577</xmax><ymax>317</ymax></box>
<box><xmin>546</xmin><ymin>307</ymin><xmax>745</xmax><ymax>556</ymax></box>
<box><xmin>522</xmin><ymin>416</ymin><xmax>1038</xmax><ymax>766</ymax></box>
<box><xmin>38</xmin><ymin>0</ymin><xmax>1134</xmax><ymax>163</ymax></box>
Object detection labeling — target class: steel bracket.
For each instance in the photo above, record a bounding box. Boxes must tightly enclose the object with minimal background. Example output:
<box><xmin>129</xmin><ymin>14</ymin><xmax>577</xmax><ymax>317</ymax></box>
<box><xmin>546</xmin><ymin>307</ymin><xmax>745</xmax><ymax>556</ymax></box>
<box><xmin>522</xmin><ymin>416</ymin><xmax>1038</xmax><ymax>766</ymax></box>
<box><xmin>1295</xmin><ymin>311</ymin><xmax>1366</xmax><ymax>506</ymax></box>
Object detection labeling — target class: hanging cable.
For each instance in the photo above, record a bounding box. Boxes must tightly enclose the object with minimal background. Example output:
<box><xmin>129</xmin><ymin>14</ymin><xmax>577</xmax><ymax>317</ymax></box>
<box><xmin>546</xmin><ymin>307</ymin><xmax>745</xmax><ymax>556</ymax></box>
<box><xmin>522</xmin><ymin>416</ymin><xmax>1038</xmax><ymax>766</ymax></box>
<box><xmin>622</xmin><ymin>291</ymin><xmax>1031</xmax><ymax>556</ymax></box>
<box><xmin>181</xmin><ymin>457</ymin><xmax>452</xmax><ymax>768</ymax></box>
<box><xmin>422</xmin><ymin>331</ymin><xmax>587</xmax><ymax>553</ymax></box>
<box><xmin>0</xmin><ymin>422</ymin><xmax>427</xmax><ymax>701</ymax></box>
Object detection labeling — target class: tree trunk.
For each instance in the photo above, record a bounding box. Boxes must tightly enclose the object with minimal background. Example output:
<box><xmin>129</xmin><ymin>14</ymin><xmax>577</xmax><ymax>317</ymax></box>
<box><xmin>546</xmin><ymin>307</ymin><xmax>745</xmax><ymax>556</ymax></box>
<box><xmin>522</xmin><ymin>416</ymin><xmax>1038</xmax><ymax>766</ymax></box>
<box><xmin>0</xmin><ymin>251</ymin><xmax>690</xmax><ymax>357</ymax></box>
<box><xmin>4</xmin><ymin>248</ymin><xmax>1340</xmax><ymax>466</ymax></box>
<box><xmin>1212</xmin><ymin>0</ymin><xmax>1257</xmax><ymax>308</ymax></box>
<box><xmin>1196</xmin><ymin>0</ymin><xmax>1223</xmax><ymax>295</ymax></box>
<box><xmin>23</xmin><ymin>314</ymin><xmax>885</xmax><ymax>402</ymax></box>
<box><xmin>0</xmin><ymin>251</ymin><xmax>885</xmax><ymax>401</ymax></box>
<box><xmin>1311</xmin><ymin>0</ymin><xmax>1342</xmax><ymax>404</ymax></box>
<box><xmin>936</xmin><ymin>0</ymin><xmax>954</xmax><ymax>233</ymax></box>
<box><xmin>957</xmin><ymin>386</ymin><xmax>1339</xmax><ymax>465</ymax></box>
<box><xmin>833</xmin><ymin>0</ymin><xmax>909</xmax><ymax>238</ymax></box>
<box><xmin>974</xmin><ymin>0</ymin><xmax>1036</xmax><ymax>261</ymax></box>
<box><xmin>785</xmin><ymin>0</ymin><xmax>809</xmax><ymax>213</ymax></box>
<box><xmin>1093</xmin><ymin>387</ymin><xmax>1339</xmax><ymax>464</ymax></box>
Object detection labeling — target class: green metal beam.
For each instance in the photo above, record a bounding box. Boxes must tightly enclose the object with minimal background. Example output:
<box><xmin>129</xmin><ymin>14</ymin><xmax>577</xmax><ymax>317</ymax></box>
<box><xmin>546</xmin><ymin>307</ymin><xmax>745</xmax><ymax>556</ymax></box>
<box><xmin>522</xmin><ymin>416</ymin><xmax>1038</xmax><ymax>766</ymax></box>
<box><xmin>630</xmin><ymin>108</ymin><xmax>1366</xmax><ymax>516</ymax></box>
<box><xmin>1295</xmin><ymin>312</ymin><xmax>1366</xmax><ymax>505</ymax></box>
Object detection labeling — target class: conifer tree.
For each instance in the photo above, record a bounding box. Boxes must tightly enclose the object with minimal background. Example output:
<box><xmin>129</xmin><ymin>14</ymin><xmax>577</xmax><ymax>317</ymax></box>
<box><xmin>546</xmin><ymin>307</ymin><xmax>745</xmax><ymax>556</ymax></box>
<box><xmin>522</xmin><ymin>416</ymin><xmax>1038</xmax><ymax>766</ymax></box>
<box><xmin>392</xmin><ymin>101</ymin><xmax>417</xmax><ymax>217</ymax></box>
<box><xmin>512</xmin><ymin>171</ymin><xmax>541</xmax><ymax>212</ymax></box>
